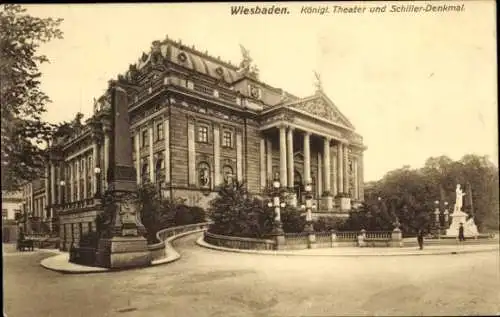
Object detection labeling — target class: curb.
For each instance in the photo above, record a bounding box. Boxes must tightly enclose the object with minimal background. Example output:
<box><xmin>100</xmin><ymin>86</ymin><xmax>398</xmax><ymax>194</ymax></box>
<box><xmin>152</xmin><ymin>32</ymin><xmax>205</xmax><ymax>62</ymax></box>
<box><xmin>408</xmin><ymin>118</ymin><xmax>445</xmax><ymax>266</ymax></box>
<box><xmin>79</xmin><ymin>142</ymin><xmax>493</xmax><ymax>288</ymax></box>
<box><xmin>39</xmin><ymin>229</ymin><xmax>205</xmax><ymax>274</ymax></box>
<box><xmin>196</xmin><ymin>236</ymin><xmax>500</xmax><ymax>257</ymax></box>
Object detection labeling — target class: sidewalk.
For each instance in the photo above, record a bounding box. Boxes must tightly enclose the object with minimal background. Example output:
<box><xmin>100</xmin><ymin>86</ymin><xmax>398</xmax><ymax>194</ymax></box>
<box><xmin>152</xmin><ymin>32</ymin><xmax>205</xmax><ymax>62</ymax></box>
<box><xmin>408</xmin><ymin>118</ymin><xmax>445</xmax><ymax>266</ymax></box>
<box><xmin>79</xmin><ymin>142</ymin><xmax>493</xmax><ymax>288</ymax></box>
<box><xmin>196</xmin><ymin>237</ymin><xmax>500</xmax><ymax>257</ymax></box>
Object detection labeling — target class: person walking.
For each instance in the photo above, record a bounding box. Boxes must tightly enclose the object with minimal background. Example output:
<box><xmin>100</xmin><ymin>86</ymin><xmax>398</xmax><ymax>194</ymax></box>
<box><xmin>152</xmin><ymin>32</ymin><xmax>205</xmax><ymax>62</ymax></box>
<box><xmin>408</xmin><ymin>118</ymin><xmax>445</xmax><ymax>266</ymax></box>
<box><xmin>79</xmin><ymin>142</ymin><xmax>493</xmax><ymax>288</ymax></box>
<box><xmin>417</xmin><ymin>228</ymin><xmax>424</xmax><ymax>250</ymax></box>
<box><xmin>458</xmin><ymin>223</ymin><xmax>465</xmax><ymax>242</ymax></box>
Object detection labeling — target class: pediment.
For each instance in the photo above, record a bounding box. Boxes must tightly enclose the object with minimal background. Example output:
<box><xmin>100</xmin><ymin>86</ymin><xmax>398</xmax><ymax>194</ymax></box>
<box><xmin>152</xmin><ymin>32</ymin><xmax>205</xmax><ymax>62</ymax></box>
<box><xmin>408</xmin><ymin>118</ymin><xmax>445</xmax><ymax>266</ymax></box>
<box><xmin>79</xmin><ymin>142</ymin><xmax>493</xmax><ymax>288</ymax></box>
<box><xmin>286</xmin><ymin>93</ymin><xmax>355</xmax><ymax>130</ymax></box>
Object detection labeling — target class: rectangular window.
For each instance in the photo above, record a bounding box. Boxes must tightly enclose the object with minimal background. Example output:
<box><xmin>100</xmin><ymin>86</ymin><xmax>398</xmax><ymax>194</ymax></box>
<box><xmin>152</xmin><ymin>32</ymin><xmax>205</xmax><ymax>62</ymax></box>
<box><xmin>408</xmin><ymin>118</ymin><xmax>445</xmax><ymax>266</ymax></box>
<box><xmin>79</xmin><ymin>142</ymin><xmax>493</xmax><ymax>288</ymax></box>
<box><xmin>2</xmin><ymin>209</ymin><xmax>7</xmax><ymax>219</ymax></box>
<box><xmin>142</xmin><ymin>130</ymin><xmax>149</xmax><ymax>148</ymax></box>
<box><xmin>197</xmin><ymin>125</ymin><xmax>209</xmax><ymax>143</ymax></box>
<box><xmin>222</xmin><ymin>130</ymin><xmax>233</xmax><ymax>148</ymax></box>
<box><xmin>131</xmin><ymin>137</ymin><xmax>135</xmax><ymax>152</ymax></box>
<box><xmin>156</xmin><ymin>122</ymin><xmax>164</xmax><ymax>141</ymax></box>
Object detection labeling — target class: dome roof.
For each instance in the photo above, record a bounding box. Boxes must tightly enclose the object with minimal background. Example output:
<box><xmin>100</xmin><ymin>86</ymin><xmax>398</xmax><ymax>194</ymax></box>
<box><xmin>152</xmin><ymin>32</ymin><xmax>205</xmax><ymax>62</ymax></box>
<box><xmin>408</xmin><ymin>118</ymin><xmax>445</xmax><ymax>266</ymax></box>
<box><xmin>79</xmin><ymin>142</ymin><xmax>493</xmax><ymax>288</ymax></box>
<box><xmin>134</xmin><ymin>38</ymin><xmax>240</xmax><ymax>82</ymax></box>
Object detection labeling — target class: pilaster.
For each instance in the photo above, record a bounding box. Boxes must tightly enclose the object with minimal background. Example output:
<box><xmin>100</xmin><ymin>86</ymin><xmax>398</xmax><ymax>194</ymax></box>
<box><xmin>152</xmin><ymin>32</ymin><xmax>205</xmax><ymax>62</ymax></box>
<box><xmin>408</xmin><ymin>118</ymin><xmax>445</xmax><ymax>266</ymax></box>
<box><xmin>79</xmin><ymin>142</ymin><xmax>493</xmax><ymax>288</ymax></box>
<box><xmin>134</xmin><ymin>131</ymin><xmax>140</xmax><ymax>184</ymax></box>
<box><xmin>213</xmin><ymin>123</ymin><xmax>221</xmax><ymax>186</ymax></box>
<box><xmin>164</xmin><ymin>117</ymin><xmax>170</xmax><ymax>184</ymax></box>
<box><xmin>187</xmin><ymin>116</ymin><xmax>196</xmax><ymax>186</ymax></box>
<box><xmin>148</xmin><ymin>123</ymin><xmax>154</xmax><ymax>182</ymax></box>
<box><xmin>236</xmin><ymin>129</ymin><xmax>243</xmax><ymax>182</ymax></box>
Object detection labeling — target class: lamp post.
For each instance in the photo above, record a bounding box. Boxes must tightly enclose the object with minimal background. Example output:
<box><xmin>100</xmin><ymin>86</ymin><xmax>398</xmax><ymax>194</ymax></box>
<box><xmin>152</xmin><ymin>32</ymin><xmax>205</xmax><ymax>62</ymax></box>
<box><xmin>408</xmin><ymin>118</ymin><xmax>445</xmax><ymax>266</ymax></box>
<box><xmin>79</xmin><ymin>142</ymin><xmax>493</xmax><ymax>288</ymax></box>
<box><xmin>94</xmin><ymin>167</ymin><xmax>101</xmax><ymax>198</ymax></box>
<box><xmin>269</xmin><ymin>174</ymin><xmax>285</xmax><ymax>235</ymax></box>
<box><xmin>433</xmin><ymin>200</ymin><xmax>441</xmax><ymax>237</ymax></box>
<box><xmin>59</xmin><ymin>180</ymin><xmax>66</xmax><ymax>205</ymax></box>
<box><xmin>443</xmin><ymin>201</ymin><xmax>449</xmax><ymax>226</ymax></box>
<box><xmin>303</xmin><ymin>180</ymin><xmax>314</xmax><ymax>233</ymax></box>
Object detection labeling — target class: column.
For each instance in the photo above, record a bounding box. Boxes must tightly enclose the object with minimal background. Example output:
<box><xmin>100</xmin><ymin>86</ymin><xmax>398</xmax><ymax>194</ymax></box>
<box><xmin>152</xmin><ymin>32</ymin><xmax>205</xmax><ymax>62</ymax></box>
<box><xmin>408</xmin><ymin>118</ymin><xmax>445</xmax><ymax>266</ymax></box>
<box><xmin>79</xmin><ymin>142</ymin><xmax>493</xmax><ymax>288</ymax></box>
<box><xmin>337</xmin><ymin>143</ymin><xmax>344</xmax><ymax>194</ymax></box>
<box><xmin>187</xmin><ymin>117</ymin><xmax>196</xmax><ymax>186</ymax></box>
<box><xmin>287</xmin><ymin>127</ymin><xmax>294</xmax><ymax>188</ymax></box>
<box><xmin>323</xmin><ymin>138</ymin><xmax>331</xmax><ymax>193</ymax></box>
<box><xmin>332</xmin><ymin>154</ymin><xmax>338</xmax><ymax>196</ymax></box>
<box><xmin>76</xmin><ymin>159</ymin><xmax>81</xmax><ymax>201</ymax></box>
<box><xmin>317</xmin><ymin>152</ymin><xmax>322</xmax><ymax>196</ymax></box>
<box><xmin>93</xmin><ymin>142</ymin><xmax>99</xmax><ymax>191</ymax></box>
<box><xmin>259</xmin><ymin>136</ymin><xmax>266</xmax><ymax>189</ymax></box>
<box><xmin>343</xmin><ymin>144</ymin><xmax>349</xmax><ymax>194</ymax></box>
<box><xmin>134</xmin><ymin>132</ymin><xmax>140</xmax><ymax>184</ymax></box>
<box><xmin>213</xmin><ymin>124</ymin><xmax>221</xmax><ymax>186</ymax></box>
<box><xmin>83</xmin><ymin>155</ymin><xmax>87</xmax><ymax>199</ymax></box>
<box><xmin>279</xmin><ymin>126</ymin><xmax>287</xmax><ymax>187</ymax></box>
<box><xmin>59</xmin><ymin>161</ymin><xmax>65</xmax><ymax>204</ymax></box>
<box><xmin>148</xmin><ymin>123</ymin><xmax>154</xmax><ymax>182</ymax></box>
<box><xmin>236</xmin><ymin>130</ymin><xmax>243</xmax><ymax>182</ymax></box>
<box><xmin>164</xmin><ymin>118</ymin><xmax>170</xmax><ymax>184</ymax></box>
<box><xmin>303</xmin><ymin>132</ymin><xmax>311</xmax><ymax>183</ymax></box>
<box><xmin>266</xmin><ymin>138</ymin><xmax>272</xmax><ymax>182</ymax></box>
<box><xmin>353</xmin><ymin>157</ymin><xmax>358</xmax><ymax>200</ymax></box>
<box><xmin>50</xmin><ymin>162</ymin><xmax>56</xmax><ymax>205</ymax></box>
<box><xmin>103</xmin><ymin>132</ymin><xmax>110</xmax><ymax>189</ymax></box>
<box><xmin>69</xmin><ymin>161</ymin><xmax>74</xmax><ymax>202</ymax></box>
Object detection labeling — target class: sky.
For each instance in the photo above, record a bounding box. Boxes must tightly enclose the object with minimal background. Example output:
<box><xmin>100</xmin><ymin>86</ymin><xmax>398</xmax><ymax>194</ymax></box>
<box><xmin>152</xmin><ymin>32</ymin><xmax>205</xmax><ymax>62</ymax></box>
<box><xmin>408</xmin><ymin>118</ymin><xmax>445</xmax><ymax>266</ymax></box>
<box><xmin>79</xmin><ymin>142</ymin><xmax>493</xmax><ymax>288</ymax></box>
<box><xmin>25</xmin><ymin>1</ymin><xmax>497</xmax><ymax>181</ymax></box>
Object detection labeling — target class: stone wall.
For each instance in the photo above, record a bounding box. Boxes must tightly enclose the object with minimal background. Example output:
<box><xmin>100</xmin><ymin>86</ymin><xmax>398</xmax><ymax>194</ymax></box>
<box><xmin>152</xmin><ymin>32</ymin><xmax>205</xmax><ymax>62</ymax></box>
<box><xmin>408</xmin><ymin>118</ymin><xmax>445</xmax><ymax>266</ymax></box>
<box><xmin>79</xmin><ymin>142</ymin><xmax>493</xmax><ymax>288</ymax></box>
<box><xmin>58</xmin><ymin>207</ymin><xmax>101</xmax><ymax>251</ymax></box>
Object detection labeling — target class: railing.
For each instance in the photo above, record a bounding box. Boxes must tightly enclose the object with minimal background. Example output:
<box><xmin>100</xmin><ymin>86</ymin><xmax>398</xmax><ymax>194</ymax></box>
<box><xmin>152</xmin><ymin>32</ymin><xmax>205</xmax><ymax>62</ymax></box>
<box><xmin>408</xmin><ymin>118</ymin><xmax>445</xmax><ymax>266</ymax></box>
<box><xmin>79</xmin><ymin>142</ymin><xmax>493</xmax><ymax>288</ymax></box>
<box><xmin>365</xmin><ymin>231</ymin><xmax>392</xmax><ymax>240</ymax></box>
<box><xmin>315</xmin><ymin>231</ymin><xmax>332</xmax><ymax>244</ymax></box>
<box><xmin>193</xmin><ymin>83</ymin><xmax>214</xmax><ymax>95</ymax></box>
<box><xmin>284</xmin><ymin>232</ymin><xmax>309</xmax><ymax>246</ymax></box>
<box><xmin>204</xmin><ymin>231</ymin><xmax>276</xmax><ymax>251</ymax></box>
<box><xmin>56</xmin><ymin>198</ymin><xmax>100</xmax><ymax>211</ymax></box>
<box><xmin>336</xmin><ymin>231</ymin><xmax>359</xmax><ymax>241</ymax></box>
<box><xmin>218</xmin><ymin>91</ymin><xmax>237</xmax><ymax>103</ymax></box>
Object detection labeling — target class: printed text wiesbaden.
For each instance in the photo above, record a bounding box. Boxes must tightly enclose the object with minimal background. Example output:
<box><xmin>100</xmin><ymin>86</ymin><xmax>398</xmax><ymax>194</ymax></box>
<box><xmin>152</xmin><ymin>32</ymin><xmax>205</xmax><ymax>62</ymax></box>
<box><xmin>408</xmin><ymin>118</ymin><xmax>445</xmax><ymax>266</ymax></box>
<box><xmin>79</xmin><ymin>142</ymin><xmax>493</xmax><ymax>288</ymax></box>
<box><xmin>231</xmin><ymin>5</ymin><xmax>290</xmax><ymax>15</ymax></box>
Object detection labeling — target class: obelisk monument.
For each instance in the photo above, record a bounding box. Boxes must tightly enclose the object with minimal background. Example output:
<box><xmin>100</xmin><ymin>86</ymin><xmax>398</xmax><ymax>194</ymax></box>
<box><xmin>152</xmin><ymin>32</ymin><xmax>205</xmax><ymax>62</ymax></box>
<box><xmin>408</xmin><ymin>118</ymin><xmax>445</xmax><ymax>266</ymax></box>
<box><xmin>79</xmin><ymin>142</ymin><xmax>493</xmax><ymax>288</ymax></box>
<box><xmin>95</xmin><ymin>81</ymin><xmax>151</xmax><ymax>269</ymax></box>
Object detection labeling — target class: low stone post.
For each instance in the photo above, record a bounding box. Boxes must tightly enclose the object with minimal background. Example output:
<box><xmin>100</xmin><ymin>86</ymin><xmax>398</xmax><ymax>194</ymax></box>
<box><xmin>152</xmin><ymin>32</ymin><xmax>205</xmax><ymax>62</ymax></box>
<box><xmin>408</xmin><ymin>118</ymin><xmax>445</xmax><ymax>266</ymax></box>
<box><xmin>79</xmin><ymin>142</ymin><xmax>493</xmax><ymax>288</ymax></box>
<box><xmin>391</xmin><ymin>227</ymin><xmax>404</xmax><ymax>247</ymax></box>
<box><xmin>358</xmin><ymin>229</ymin><xmax>366</xmax><ymax>247</ymax></box>
<box><xmin>272</xmin><ymin>222</ymin><xmax>286</xmax><ymax>251</ymax></box>
<box><xmin>330</xmin><ymin>229</ymin><xmax>338</xmax><ymax>248</ymax></box>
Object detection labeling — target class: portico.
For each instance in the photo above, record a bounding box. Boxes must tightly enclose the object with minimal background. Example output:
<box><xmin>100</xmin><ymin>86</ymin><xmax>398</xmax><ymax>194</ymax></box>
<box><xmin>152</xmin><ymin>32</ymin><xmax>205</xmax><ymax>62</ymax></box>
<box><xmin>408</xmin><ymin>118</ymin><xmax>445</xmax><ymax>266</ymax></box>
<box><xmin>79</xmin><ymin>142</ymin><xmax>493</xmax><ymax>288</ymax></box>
<box><xmin>259</xmin><ymin>91</ymin><xmax>366</xmax><ymax>212</ymax></box>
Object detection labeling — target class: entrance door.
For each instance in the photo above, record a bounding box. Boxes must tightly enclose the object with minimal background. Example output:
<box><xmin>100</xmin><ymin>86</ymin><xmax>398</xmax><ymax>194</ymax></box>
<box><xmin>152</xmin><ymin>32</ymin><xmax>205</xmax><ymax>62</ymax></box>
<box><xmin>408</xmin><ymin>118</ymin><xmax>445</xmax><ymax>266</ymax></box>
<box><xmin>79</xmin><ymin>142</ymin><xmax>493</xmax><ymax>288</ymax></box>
<box><xmin>294</xmin><ymin>170</ymin><xmax>303</xmax><ymax>205</ymax></box>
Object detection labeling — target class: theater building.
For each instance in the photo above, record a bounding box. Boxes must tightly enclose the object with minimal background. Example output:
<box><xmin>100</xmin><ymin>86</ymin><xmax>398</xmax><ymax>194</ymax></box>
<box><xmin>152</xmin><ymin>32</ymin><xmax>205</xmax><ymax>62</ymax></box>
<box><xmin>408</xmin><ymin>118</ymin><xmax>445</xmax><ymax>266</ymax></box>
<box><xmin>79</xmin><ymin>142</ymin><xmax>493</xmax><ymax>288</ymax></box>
<box><xmin>22</xmin><ymin>37</ymin><xmax>366</xmax><ymax>249</ymax></box>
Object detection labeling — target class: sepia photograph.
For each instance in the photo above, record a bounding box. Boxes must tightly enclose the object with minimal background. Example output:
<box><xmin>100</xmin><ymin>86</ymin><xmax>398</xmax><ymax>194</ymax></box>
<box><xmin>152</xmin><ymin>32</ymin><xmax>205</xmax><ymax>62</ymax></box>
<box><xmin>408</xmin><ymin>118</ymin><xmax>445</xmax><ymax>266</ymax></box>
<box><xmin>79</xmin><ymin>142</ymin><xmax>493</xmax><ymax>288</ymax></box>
<box><xmin>1</xmin><ymin>2</ymin><xmax>498</xmax><ymax>316</ymax></box>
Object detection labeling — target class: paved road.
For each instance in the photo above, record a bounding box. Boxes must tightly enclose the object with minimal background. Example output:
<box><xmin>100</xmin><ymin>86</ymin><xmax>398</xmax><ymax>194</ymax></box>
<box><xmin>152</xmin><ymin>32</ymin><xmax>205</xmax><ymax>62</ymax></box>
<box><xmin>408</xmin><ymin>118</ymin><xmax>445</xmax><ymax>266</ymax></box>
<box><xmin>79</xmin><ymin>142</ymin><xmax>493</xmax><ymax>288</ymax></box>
<box><xmin>3</xmin><ymin>234</ymin><xmax>500</xmax><ymax>317</ymax></box>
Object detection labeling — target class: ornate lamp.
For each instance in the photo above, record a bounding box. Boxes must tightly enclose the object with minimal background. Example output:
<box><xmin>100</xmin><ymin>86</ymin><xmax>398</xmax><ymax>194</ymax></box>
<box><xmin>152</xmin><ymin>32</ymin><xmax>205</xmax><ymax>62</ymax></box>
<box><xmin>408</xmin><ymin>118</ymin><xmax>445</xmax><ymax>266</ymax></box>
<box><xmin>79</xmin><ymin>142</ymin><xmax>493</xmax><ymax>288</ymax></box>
<box><xmin>59</xmin><ymin>180</ymin><xmax>66</xmax><ymax>205</ymax></box>
<box><xmin>303</xmin><ymin>180</ymin><xmax>314</xmax><ymax>232</ymax></box>
<box><xmin>270</xmin><ymin>174</ymin><xmax>284</xmax><ymax>234</ymax></box>
<box><xmin>94</xmin><ymin>167</ymin><xmax>101</xmax><ymax>198</ymax></box>
<box><xmin>443</xmin><ymin>201</ymin><xmax>449</xmax><ymax>225</ymax></box>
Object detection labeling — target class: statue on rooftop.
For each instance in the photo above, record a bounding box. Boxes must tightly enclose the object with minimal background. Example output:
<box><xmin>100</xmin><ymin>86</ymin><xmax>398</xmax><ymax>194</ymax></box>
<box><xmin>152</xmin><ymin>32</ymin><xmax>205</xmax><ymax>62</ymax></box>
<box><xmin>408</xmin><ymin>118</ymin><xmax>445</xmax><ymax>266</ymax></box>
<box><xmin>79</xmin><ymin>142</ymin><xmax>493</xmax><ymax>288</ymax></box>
<box><xmin>314</xmin><ymin>71</ymin><xmax>323</xmax><ymax>92</ymax></box>
<box><xmin>239</xmin><ymin>44</ymin><xmax>259</xmax><ymax>79</ymax></box>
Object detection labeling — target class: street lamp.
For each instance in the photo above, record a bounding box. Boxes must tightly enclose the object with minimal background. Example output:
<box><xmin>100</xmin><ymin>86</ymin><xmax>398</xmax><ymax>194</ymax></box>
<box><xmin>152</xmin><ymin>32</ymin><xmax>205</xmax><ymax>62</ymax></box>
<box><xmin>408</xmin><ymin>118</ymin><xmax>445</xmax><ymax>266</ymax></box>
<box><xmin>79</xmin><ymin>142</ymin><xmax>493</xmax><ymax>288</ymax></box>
<box><xmin>443</xmin><ymin>201</ymin><xmax>449</xmax><ymax>225</ymax></box>
<box><xmin>303</xmin><ymin>180</ymin><xmax>314</xmax><ymax>233</ymax></box>
<box><xmin>434</xmin><ymin>200</ymin><xmax>440</xmax><ymax>222</ymax></box>
<box><xmin>94</xmin><ymin>167</ymin><xmax>101</xmax><ymax>198</ymax></box>
<box><xmin>59</xmin><ymin>180</ymin><xmax>66</xmax><ymax>205</ymax></box>
<box><xmin>269</xmin><ymin>174</ymin><xmax>284</xmax><ymax>234</ymax></box>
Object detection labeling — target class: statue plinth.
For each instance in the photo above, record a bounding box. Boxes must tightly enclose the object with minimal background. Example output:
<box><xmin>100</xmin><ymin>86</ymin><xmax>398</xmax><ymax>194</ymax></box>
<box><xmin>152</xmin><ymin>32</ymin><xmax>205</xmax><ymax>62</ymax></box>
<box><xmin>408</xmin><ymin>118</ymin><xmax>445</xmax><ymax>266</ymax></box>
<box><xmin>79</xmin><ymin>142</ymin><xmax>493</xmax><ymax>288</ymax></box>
<box><xmin>445</xmin><ymin>184</ymin><xmax>479</xmax><ymax>238</ymax></box>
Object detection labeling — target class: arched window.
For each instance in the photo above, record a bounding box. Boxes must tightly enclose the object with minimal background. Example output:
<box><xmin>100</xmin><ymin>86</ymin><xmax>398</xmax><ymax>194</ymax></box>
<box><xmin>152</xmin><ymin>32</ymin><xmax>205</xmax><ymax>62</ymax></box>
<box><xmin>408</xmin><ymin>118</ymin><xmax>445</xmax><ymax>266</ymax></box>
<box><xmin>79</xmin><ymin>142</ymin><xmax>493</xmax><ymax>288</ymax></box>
<box><xmin>155</xmin><ymin>157</ymin><xmax>163</xmax><ymax>185</ymax></box>
<box><xmin>222</xmin><ymin>165</ymin><xmax>234</xmax><ymax>184</ymax></box>
<box><xmin>198</xmin><ymin>162</ymin><xmax>211</xmax><ymax>188</ymax></box>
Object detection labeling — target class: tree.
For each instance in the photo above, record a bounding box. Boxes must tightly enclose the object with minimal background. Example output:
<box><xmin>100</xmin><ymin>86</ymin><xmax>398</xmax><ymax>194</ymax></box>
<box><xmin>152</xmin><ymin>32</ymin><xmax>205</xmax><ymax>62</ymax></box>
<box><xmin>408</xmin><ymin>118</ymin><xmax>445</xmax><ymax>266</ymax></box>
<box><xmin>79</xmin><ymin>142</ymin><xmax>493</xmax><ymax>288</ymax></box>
<box><xmin>208</xmin><ymin>181</ymin><xmax>274</xmax><ymax>238</ymax></box>
<box><xmin>1</xmin><ymin>4</ymin><xmax>63</xmax><ymax>191</ymax></box>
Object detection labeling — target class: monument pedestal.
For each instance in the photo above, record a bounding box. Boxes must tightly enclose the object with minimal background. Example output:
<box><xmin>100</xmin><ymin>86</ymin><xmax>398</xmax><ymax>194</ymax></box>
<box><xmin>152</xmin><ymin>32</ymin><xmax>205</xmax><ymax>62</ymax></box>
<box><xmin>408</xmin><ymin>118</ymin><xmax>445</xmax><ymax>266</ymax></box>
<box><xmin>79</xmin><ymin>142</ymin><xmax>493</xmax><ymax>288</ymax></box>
<box><xmin>95</xmin><ymin>236</ymin><xmax>151</xmax><ymax>269</ymax></box>
<box><xmin>445</xmin><ymin>209</ymin><xmax>479</xmax><ymax>238</ymax></box>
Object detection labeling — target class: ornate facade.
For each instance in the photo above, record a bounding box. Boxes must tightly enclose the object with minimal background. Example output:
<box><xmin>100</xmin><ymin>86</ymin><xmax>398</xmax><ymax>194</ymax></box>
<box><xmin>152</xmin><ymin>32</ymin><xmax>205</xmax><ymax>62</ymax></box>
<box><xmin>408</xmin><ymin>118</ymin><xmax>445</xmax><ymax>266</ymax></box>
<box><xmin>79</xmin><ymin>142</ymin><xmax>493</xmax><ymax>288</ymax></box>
<box><xmin>22</xmin><ymin>37</ymin><xmax>366</xmax><ymax>249</ymax></box>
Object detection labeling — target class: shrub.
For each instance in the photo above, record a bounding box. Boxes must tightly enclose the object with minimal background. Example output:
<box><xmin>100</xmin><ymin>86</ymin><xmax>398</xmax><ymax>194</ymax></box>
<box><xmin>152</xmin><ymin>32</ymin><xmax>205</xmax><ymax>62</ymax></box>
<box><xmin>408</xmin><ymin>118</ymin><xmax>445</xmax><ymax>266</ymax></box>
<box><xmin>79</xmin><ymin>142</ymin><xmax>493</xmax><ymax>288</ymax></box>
<box><xmin>208</xmin><ymin>181</ymin><xmax>274</xmax><ymax>238</ymax></box>
<box><xmin>313</xmin><ymin>217</ymin><xmax>346</xmax><ymax>232</ymax></box>
<box><xmin>280</xmin><ymin>205</ymin><xmax>306</xmax><ymax>233</ymax></box>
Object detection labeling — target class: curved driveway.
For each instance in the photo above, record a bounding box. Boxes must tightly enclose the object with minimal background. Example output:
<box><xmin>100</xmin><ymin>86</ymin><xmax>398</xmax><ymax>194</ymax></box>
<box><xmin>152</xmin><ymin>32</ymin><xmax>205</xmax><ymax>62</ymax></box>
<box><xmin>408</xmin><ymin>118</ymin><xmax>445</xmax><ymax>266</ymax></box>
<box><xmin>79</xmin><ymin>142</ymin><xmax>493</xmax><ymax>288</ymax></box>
<box><xmin>4</xmin><ymin>233</ymin><xmax>500</xmax><ymax>317</ymax></box>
